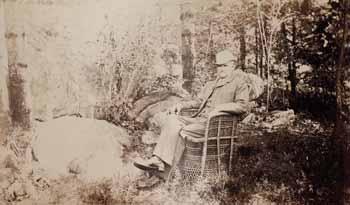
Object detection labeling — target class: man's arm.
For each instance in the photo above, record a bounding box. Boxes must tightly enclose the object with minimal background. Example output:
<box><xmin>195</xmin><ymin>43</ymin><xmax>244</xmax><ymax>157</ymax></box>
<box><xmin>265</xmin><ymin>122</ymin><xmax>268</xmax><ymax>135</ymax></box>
<box><xmin>168</xmin><ymin>81</ymin><xmax>212</xmax><ymax>114</ymax></box>
<box><xmin>177</xmin><ymin>81</ymin><xmax>212</xmax><ymax>109</ymax></box>
<box><xmin>167</xmin><ymin>97</ymin><xmax>201</xmax><ymax>115</ymax></box>
<box><xmin>213</xmin><ymin>82</ymin><xmax>250</xmax><ymax>114</ymax></box>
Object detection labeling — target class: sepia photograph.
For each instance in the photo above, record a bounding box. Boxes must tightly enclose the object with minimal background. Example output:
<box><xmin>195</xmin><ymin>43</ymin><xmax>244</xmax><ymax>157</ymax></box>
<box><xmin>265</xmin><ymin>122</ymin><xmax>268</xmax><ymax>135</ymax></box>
<box><xmin>0</xmin><ymin>0</ymin><xmax>349</xmax><ymax>204</ymax></box>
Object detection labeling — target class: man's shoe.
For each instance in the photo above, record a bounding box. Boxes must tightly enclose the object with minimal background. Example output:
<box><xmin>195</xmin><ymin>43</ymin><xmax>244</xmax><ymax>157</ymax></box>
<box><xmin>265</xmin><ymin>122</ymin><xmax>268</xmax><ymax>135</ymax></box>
<box><xmin>134</xmin><ymin>156</ymin><xmax>165</xmax><ymax>172</ymax></box>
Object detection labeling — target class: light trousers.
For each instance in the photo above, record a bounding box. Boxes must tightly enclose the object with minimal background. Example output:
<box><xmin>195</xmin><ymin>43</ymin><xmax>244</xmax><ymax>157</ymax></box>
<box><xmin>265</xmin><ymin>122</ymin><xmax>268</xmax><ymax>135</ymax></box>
<box><xmin>153</xmin><ymin>113</ymin><xmax>206</xmax><ymax>166</ymax></box>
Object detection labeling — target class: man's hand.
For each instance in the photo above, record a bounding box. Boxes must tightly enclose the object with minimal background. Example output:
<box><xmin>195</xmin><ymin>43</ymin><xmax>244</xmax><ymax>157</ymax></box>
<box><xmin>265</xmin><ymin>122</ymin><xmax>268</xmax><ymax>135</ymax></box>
<box><xmin>167</xmin><ymin>103</ymin><xmax>183</xmax><ymax>115</ymax></box>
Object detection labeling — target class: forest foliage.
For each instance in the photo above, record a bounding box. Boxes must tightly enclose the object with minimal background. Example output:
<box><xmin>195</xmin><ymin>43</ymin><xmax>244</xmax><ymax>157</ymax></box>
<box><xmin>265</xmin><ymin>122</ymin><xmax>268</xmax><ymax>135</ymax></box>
<box><xmin>86</xmin><ymin>0</ymin><xmax>349</xmax><ymax>127</ymax></box>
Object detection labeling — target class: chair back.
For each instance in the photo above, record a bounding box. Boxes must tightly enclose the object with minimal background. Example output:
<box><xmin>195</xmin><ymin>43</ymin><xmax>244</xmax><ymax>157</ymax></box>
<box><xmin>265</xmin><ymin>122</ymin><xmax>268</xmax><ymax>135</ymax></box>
<box><xmin>178</xmin><ymin>109</ymin><xmax>240</xmax><ymax>181</ymax></box>
<box><xmin>201</xmin><ymin>114</ymin><xmax>239</xmax><ymax>177</ymax></box>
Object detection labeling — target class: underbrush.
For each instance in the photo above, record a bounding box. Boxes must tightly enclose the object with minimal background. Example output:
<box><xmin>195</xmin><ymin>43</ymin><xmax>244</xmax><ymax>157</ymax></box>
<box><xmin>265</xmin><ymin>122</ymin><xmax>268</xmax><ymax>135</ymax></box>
<box><xmin>78</xmin><ymin>176</ymin><xmax>138</xmax><ymax>204</ymax></box>
<box><xmin>119</xmin><ymin>112</ymin><xmax>342</xmax><ymax>204</ymax></box>
<box><xmin>227</xmin><ymin>128</ymin><xmax>342</xmax><ymax>204</ymax></box>
<box><xmin>77</xmin><ymin>174</ymin><xmax>226</xmax><ymax>204</ymax></box>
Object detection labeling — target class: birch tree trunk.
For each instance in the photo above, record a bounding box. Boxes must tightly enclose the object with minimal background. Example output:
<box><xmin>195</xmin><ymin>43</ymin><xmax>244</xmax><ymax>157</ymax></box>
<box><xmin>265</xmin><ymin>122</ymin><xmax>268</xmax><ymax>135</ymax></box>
<box><xmin>255</xmin><ymin>21</ymin><xmax>259</xmax><ymax>75</ymax></box>
<box><xmin>259</xmin><ymin>33</ymin><xmax>264</xmax><ymax>78</ymax></box>
<box><xmin>207</xmin><ymin>21</ymin><xmax>215</xmax><ymax>79</ymax></box>
<box><xmin>0</xmin><ymin>1</ymin><xmax>10</xmax><ymax>144</ymax></box>
<box><xmin>4</xmin><ymin>3</ymin><xmax>32</xmax><ymax>130</ymax></box>
<box><xmin>180</xmin><ymin>2</ymin><xmax>195</xmax><ymax>93</ymax></box>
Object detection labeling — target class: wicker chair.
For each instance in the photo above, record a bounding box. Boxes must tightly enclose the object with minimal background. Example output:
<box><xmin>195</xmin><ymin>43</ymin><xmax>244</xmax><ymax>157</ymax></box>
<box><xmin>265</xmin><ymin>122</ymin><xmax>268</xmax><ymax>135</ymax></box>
<box><xmin>177</xmin><ymin>108</ymin><xmax>242</xmax><ymax>182</ymax></box>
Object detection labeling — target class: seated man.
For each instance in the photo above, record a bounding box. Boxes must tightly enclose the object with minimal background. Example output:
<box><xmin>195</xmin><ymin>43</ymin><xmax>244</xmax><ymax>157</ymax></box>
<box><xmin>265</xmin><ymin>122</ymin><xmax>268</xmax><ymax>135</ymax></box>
<box><xmin>134</xmin><ymin>49</ymin><xmax>250</xmax><ymax>177</ymax></box>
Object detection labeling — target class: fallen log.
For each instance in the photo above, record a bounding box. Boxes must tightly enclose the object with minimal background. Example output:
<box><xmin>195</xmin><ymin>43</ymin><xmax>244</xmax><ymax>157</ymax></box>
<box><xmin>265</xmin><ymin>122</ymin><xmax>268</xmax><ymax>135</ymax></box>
<box><xmin>129</xmin><ymin>89</ymin><xmax>188</xmax><ymax>120</ymax></box>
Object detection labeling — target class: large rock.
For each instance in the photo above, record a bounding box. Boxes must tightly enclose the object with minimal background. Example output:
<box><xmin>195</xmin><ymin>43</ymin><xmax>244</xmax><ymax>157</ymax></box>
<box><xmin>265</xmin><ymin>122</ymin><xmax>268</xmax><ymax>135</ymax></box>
<box><xmin>270</xmin><ymin>109</ymin><xmax>295</xmax><ymax>127</ymax></box>
<box><xmin>32</xmin><ymin>117</ymin><xmax>135</xmax><ymax>181</ymax></box>
<box><xmin>262</xmin><ymin>110</ymin><xmax>296</xmax><ymax>129</ymax></box>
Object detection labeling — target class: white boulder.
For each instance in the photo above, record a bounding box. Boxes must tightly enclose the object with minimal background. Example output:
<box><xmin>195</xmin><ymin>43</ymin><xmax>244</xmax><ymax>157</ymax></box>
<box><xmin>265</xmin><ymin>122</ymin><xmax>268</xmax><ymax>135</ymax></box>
<box><xmin>33</xmin><ymin>117</ymin><xmax>135</xmax><ymax>181</ymax></box>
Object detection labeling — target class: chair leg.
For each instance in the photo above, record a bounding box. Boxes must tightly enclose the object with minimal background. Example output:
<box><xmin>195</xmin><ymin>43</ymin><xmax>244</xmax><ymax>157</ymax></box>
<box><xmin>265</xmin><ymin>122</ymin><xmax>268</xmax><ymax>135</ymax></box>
<box><xmin>229</xmin><ymin>119</ymin><xmax>239</xmax><ymax>174</ymax></box>
<box><xmin>229</xmin><ymin>119</ymin><xmax>236</xmax><ymax>173</ymax></box>
<box><xmin>200</xmin><ymin>120</ymin><xmax>211</xmax><ymax>176</ymax></box>
<box><xmin>216</xmin><ymin>118</ymin><xmax>222</xmax><ymax>177</ymax></box>
<box><xmin>229</xmin><ymin>137</ymin><xmax>234</xmax><ymax>173</ymax></box>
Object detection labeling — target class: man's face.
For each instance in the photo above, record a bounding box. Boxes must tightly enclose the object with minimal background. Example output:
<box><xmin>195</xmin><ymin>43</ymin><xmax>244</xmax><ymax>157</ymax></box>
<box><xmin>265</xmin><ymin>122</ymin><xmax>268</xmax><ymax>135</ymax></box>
<box><xmin>216</xmin><ymin>61</ymin><xmax>233</xmax><ymax>79</ymax></box>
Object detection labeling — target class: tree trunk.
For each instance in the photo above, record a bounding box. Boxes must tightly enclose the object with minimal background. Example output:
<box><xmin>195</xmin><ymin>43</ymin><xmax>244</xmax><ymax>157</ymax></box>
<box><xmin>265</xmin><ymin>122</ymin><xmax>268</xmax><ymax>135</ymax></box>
<box><xmin>207</xmin><ymin>21</ymin><xmax>215</xmax><ymax>79</ymax></box>
<box><xmin>6</xmin><ymin>33</ymin><xmax>32</xmax><ymax>130</ymax></box>
<box><xmin>257</xmin><ymin>14</ymin><xmax>264</xmax><ymax>78</ymax></box>
<box><xmin>208</xmin><ymin>34</ymin><xmax>215</xmax><ymax>79</ymax></box>
<box><xmin>263</xmin><ymin>17</ymin><xmax>268</xmax><ymax>79</ymax></box>
<box><xmin>259</xmin><ymin>35</ymin><xmax>264</xmax><ymax>78</ymax></box>
<box><xmin>281</xmin><ymin>22</ymin><xmax>296</xmax><ymax>109</ymax></box>
<box><xmin>290</xmin><ymin>17</ymin><xmax>297</xmax><ymax>98</ymax></box>
<box><xmin>284</xmin><ymin>18</ymin><xmax>298</xmax><ymax>110</ymax></box>
<box><xmin>255</xmin><ymin>21</ymin><xmax>259</xmax><ymax>75</ymax></box>
<box><xmin>4</xmin><ymin>3</ymin><xmax>32</xmax><ymax>130</ymax></box>
<box><xmin>180</xmin><ymin>3</ymin><xmax>195</xmax><ymax>93</ymax></box>
<box><xmin>334</xmin><ymin>0</ymin><xmax>349</xmax><ymax>203</ymax></box>
<box><xmin>239</xmin><ymin>25</ymin><xmax>246</xmax><ymax>71</ymax></box>
<box><xmin>344</xmin><ymin>68</ymin><xmax>350</xmax><ymax>205</ymax></box>
<box><xmin>335</xmin><ymin>1</ymin><xmax>348</xmax><ymax>138</ymax></box>
<box><xmin>0</xmin><ymin>1</ymin><xmax>10</xmax><ymax>144</ymax></box>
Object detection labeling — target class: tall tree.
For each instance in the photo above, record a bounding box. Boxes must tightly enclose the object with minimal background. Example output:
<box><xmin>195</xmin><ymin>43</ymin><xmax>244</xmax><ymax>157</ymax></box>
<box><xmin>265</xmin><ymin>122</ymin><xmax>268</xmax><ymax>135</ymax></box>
<box><xmin>259</xmin><ymin>27</ymin><xmax>264</xmax><ymax>78</ymax></box>
<box><xmin>4</xmin><ymin>3</ymin><xmax>32</xmax><ymax>130</ymax></box>
<box><xmin>180</xmin><ymin>2</ymin><xmax>196</xmax><ymax>93</ymax></box>
<box><xmin>0</xmin><ymin>0</ymin><xmax>10</xmax><ymax>144</ymax></box>
<box><xmin>256</xmin><ymin>0</ymin><xmax>293</xmax><ymax>110</ymax></box>
<box><xmin>255</xmin><ymin>20</ymin><xmax>260</xmax><ymax>74</ymax></box>
<box><xmin>294</xmin><ymin>0</ymin><xmax>346</xmax><ymax>114</ymax></box>
<box><xmin>6</xmin><ymin>33</ymin><xmax>32</xmax><ymax>130</ymax></box>
<box><xmin>239</xmin><ymin>25</ymin><xmax>246</xmax><ymax>70</ymax></box>
<box><xmin>334</xmin><ymin>0</ymin><xmax>350</xmax><ymax>203</ymax></box>
<box><xmin>280</xmin><ymin>21</ymin><xmax>296</xmax><ymax>109</ymax></box>
<box><xmin>289</xmin><ymin>16</ymin><xmax>298</xmax><ymax>107</ymax></box>
<box><xmin>335</xmin><ymin>0</ymin><xmax>349</xmax><ymax>141</ymax></box>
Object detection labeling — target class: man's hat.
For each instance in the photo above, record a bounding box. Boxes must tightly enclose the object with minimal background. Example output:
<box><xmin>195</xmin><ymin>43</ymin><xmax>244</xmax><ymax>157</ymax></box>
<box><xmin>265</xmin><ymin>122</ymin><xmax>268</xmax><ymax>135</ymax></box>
<box><xmin>215</xmin><ymin>50</ymin><xmax>234</xmax><ymax>65</ymax></box>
